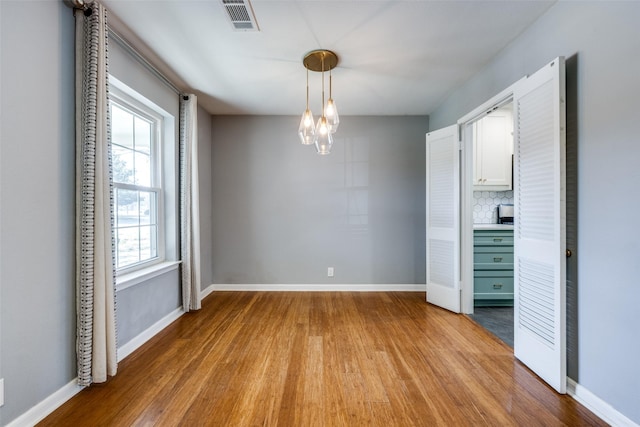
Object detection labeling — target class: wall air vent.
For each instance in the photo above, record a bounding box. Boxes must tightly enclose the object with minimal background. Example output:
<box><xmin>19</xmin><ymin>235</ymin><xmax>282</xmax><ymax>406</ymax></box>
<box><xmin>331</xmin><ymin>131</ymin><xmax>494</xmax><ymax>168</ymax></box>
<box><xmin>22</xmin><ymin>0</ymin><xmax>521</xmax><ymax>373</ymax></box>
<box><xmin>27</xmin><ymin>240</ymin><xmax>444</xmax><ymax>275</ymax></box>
<box><xmin>221</xmin><ymin>0</ymin><xmax>259</xmax><ymax>31</ymax></box>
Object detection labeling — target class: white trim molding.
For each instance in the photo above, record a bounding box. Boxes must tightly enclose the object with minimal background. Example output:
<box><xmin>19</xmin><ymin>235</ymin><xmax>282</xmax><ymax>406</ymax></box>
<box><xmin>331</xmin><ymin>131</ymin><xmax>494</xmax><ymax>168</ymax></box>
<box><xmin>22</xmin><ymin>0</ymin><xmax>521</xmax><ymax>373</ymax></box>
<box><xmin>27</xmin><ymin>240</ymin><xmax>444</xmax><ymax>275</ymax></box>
<box><xmin>116</xmin><ymin>261</ymin><xmax>181</xmax><ymax>292</ymax></box>
<box><xmin>117</xmin><ymin>306</ymin><xmax>185</xmax><ymax>361</ymax></box>
<box><xmin>567</xmin><ymin>378</ymin><xmax>639</xmax><ymax>427</ymax></box>
<box><xmin>7</xmin><ymin>307</ymin><xmax>185</xmax><ymax>427</ymax></box>
<box><xmin>201</xmin><ymin>283</ymin><xmax>217</xmax><ymax>300</ymax></box>
<box><xmin>205</xmin><ymin>284</ymin><xmax>425</xmax><ymax>292</ymax></box>
<box><xmin>5</xmin><ymin>380</ymin><xmax>84</xmax><ymax>427</ymax></box>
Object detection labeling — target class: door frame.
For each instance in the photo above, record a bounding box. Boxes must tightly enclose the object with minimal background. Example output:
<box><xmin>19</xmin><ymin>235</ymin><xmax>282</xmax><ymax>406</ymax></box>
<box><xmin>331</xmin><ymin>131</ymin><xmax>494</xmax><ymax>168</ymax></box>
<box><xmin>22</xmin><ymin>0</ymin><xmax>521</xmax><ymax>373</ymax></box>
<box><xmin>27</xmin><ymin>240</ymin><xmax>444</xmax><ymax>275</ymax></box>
<box><xmin>457</xmin><ymin>79</ymin><xmax>525</xmax><ymax>314</ymax></box>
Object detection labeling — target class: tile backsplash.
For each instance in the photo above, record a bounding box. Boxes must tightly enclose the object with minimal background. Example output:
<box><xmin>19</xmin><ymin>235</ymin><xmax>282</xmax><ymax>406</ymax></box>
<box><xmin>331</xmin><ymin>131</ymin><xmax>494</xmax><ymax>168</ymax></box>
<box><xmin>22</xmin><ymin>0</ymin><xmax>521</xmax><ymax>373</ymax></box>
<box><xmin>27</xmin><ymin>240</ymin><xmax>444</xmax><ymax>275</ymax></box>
<box><xmin>473</xmin><ymin>190</ymin><xmax>514</xmax><ymax>224</ymax></box>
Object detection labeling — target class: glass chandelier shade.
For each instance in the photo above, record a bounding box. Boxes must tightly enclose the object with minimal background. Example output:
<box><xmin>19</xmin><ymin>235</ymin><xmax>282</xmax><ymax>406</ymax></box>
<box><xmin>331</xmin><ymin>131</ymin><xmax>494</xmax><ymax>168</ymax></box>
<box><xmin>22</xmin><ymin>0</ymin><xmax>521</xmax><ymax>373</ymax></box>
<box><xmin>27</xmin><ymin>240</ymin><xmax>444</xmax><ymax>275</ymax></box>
<box><xmin>325</xmin><ymin>98</ymin><xmax>339</xmax><ymax>133</ymax></box>
<box><xmin>298</xmin><ymin>69</ymin><xmax>316</xmax><ymax>145</ymax></box>
<box><xmin>298</xmin><ymin>109</ymin><xmax>316</xmax><ymax>145</ymax></box>
<box><xmin>325</xmin><ymin>70</ymin><xmax>339</xmax><ymax>133</ymax></box>
<box><xmin>314</xmin><ymin>116</ymin><xmax>333</xmax><ymax>155</ymax></box>
<box><xmin>299</xmin><ymin>49</ymin><xmax>339</xmax><ymax>154</ymax></box>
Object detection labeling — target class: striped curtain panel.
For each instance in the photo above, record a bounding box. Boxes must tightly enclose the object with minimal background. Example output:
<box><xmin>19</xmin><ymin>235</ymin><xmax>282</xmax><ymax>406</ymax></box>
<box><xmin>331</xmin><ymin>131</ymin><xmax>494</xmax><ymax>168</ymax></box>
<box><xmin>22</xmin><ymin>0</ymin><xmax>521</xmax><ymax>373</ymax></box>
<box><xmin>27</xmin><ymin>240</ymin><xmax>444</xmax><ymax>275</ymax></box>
<box><xmin>180</xmin><ymin>95</ymin><xmax>202</xmax><ymax>311</ymax></box>
<box><xmin>75</xmin><ymin>1</ymin><xmax>118</xmax><ymax>386</ymax></box>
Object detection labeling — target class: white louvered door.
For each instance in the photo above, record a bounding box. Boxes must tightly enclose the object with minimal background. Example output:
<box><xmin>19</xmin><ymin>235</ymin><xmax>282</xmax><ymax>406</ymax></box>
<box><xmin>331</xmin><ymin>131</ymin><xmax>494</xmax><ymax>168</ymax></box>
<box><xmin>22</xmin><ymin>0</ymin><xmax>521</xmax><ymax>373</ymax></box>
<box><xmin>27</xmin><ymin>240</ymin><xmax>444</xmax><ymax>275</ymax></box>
<box><xmin>426</xmin><ymin>125</ymin><xmax>460</xmax><ymax>313</ymax></box>
<box><xmin>513</xmin><ymin>57</ymin><xmax>566</xmax><ymax>393</ymax></box>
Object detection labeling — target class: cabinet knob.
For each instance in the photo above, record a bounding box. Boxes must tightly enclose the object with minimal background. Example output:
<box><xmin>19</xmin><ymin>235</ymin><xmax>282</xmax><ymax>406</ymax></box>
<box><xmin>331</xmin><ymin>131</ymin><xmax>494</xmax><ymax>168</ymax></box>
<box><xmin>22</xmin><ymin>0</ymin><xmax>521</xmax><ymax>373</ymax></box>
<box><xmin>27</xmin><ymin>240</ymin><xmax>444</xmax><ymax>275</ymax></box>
<box><xmin>566</xmin><ymin>249</ymin><xmax>572</xmax><ymax>258</ymax></box>
<box><xmin>493</xmin><ymin>283</ymin><xmax>503</xmax><ymax>289</ymax></box>
<box><xmin>493</xmin><ymin>257</ymin><xmax>503</xmax><ymax>262</ymax></box>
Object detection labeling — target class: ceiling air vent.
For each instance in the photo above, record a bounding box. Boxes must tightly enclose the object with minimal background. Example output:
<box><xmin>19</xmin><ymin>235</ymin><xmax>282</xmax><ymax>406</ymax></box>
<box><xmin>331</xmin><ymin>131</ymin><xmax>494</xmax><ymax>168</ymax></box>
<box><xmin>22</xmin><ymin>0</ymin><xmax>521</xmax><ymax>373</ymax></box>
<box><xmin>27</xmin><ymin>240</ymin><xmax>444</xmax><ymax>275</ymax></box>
<box><xmin>221</xmin><ymin>0</ymin><xmax>259</xmax><ymax>31</ymax></box>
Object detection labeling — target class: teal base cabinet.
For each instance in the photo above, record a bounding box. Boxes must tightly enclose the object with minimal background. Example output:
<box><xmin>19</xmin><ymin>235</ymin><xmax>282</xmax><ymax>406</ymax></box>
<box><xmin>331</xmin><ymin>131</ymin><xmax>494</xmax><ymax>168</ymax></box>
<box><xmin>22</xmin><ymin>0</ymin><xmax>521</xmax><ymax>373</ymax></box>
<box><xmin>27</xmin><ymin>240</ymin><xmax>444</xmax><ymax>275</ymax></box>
<box><xmin>474</xmin><ymin>229</ymin><xmax>514</xmax><ymax>307</ymax></box>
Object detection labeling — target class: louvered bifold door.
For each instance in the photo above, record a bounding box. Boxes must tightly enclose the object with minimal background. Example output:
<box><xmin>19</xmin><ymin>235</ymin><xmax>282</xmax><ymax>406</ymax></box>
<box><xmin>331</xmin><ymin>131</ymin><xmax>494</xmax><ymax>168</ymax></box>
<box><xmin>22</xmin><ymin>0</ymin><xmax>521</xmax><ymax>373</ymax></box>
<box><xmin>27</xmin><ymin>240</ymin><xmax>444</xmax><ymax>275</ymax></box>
<box><xmin>426</xmin><ymin>125</ymin><xmax>460</xmax><ymax>313</ymax></box>
<box><xmin>513</xmin><ymin>57</ymin><xmax>566</xmax><ymax>393</ymax></box>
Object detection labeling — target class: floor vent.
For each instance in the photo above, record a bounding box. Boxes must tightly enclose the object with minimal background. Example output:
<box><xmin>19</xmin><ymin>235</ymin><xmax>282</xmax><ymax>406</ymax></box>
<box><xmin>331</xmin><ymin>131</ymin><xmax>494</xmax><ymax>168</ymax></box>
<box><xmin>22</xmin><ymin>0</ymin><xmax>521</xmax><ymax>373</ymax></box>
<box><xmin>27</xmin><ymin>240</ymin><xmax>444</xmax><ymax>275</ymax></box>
<box><xmin>221</xmin><ymin>0</ymin><xmax>259</xmax><ymax>31</ymax></box>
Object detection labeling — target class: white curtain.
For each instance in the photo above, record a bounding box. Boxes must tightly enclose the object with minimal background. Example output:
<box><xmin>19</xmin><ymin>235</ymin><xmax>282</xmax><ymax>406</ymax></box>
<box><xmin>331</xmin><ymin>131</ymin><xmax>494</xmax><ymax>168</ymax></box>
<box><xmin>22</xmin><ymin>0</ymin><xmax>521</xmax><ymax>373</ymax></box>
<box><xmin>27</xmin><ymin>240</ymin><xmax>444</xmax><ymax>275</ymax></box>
<box><xmin>75</xmin><ymin>1</ymin><xmax>117</xmax><ymax>386</ymax></box>
<box><xmin>180</xmin><ymin>95</ymin><xmax>202</xmax><ymax>311</ymax></box>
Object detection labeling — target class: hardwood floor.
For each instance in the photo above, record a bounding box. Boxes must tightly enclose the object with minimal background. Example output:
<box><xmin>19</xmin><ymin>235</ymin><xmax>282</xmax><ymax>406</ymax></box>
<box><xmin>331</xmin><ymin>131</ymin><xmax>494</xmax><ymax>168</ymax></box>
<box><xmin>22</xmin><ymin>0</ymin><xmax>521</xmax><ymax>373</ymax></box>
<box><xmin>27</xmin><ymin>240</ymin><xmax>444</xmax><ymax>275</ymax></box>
<box><xmin>39</xmin><ymin>292</ymin><xmax>606</xmax><ymax>426</ymax></box>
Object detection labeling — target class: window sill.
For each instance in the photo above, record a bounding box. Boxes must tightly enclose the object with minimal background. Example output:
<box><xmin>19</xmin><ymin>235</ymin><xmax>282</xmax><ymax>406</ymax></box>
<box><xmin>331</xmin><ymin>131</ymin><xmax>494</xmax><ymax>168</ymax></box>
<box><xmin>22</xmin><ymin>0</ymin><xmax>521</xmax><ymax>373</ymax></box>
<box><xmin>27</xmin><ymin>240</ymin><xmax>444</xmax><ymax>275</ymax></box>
<box><xmin>116</xmin><ymin>261</ymin><xmax>181</xmax><ymax>292</ymax></box>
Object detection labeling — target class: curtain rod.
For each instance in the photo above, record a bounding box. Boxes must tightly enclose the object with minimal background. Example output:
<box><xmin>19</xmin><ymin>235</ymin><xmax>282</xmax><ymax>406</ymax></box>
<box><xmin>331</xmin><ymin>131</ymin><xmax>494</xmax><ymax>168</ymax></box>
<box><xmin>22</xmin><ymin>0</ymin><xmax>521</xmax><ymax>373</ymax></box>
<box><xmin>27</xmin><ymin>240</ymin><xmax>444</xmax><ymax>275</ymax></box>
<box><xmin>108</xmin><ymin>29</ymin><xmax>182</xmax><ymax>95</ymax></box>
<box><xmin>66</xmin><ymin>0</ymin><xmax>84</xmax><ymax>8</ymax></box>
<box><xmin>65</xmin><ymin>0</ymin><xmax>183</xmax><ymax>96</ymax></box>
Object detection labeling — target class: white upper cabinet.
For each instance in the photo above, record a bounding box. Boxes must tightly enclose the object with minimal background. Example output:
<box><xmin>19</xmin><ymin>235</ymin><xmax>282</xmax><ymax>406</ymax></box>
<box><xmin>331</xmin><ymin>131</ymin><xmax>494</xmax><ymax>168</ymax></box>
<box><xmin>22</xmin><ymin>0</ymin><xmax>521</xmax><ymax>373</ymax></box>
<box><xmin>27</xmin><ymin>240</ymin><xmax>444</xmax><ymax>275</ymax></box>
<box><xmin>473</xmin><ymin>106</ymin><xmax>513</xmax><ymax>191</ymax></box>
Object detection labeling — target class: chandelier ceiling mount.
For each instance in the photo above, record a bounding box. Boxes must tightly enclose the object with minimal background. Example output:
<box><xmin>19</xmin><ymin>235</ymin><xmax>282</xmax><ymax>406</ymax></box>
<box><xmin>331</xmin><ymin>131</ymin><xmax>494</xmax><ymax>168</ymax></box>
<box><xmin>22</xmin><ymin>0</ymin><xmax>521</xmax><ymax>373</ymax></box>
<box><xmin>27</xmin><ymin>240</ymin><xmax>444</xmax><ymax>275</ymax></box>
<box><xmin>298</xmin><ymin>49</ymin><xmax>340</xmax><ymax>155</ymax></box>
<box><xmin>303</xmin><ymin>50</ymin><xmax>339</xmax><ymax>72</ymax></box>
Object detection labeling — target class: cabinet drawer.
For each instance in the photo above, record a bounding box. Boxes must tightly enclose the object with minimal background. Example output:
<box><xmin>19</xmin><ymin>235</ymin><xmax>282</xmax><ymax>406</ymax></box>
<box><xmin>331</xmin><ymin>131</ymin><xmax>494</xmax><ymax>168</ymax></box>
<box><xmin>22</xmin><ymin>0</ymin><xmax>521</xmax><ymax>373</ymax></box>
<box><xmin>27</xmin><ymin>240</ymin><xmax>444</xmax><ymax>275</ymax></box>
<box><xmin>474</xmin><ymin>276</ymin><xmax>514</xmax><ymax>299</ymax></box>
<box><xmin>474</xmin><ymin>269</ymin><xmax>512</xmax><ymax>279</ymax></box>
<box><xmin>474</xmin><ymin>245</ymin><xmax>513</xmax><ymax>254</ymax></box>
<box><xmin>474</xmin><ymin>251</ymin><xmax>514</xmax><ymax>268</ymax></box>
<box><xmin>473</xmin><ymin>233</ymin><xmax>513</xmax><ymax>246</ymax></box>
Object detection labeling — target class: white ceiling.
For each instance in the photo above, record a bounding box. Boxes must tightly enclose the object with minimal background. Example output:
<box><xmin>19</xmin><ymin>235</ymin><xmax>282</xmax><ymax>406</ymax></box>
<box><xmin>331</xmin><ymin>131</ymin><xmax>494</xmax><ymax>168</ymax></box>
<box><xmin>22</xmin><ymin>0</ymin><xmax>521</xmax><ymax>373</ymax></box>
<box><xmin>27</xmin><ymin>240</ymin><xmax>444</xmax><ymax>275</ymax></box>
<box><xmin>102</xmin><ymin>0</ymin><xmax>555</xmax><ymax>116</ymax></box>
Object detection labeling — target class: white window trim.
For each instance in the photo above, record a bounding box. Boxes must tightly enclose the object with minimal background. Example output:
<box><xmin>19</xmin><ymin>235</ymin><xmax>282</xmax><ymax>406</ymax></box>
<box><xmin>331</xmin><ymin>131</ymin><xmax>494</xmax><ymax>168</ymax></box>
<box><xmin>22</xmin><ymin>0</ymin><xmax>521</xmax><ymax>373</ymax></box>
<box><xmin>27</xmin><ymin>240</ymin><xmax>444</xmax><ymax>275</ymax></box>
<box><xmin>116</xmin><ymin>260</ymin><xmax>181</xmax><ymax>292</ymax></box>
<box><xmin>110</xmin><ymin>92</ymin><xmax>164</xmax><ymax>272</ymax></box>
<box><xmin>109</xmin><ymin>75</ymin><xmax>178</xmax><ymax>288</ymax></box>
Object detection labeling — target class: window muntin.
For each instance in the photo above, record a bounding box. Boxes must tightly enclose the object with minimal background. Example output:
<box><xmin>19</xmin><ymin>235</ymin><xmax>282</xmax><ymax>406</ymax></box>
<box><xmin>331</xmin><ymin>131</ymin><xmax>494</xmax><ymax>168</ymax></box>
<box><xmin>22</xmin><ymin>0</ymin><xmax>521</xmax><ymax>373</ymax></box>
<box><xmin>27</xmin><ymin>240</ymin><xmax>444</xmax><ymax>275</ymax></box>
<box><xmin>110</xmin><ymin>98</ymin><xmax>163</xmax><ymax>271</ymax></box>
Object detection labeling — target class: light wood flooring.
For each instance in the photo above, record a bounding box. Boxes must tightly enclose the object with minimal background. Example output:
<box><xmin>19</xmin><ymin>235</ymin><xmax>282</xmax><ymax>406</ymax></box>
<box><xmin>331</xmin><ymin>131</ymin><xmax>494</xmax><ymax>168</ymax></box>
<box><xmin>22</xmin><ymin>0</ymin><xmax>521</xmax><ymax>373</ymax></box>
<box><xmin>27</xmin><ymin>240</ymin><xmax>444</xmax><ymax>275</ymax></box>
<box><xmin>39</xmin><ymin>292</ymin><xmax>606</xmax><ymax>426</ymax></box>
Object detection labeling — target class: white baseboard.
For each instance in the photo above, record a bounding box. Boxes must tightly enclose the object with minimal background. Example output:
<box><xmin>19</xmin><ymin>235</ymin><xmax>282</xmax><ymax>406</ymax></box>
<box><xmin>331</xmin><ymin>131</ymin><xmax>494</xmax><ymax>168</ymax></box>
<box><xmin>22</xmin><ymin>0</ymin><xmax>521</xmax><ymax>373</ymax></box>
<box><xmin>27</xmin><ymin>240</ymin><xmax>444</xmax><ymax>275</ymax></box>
<box><xmin>201</xmin><ymin>283</ymin><xmax>216</xmax><ymax>300</ymax></box>
<box><xmin>5</xmin><ymin>379</ymin><xmax>84</xmax><ymax>427</ymax></box>
<box><xmin>6</xmin><ymin>308</ymin><xmax>185</xmax><ymax>427</ymax></box>
<box><xmin>117</xmin><ymin>306</ymin><xmax>185</xmax><ymax>361</ymax></box>
<box><xmin>205</xmin><ymin>283</ymin><xmax>425</xmax><ymax>292</ymax></box>
<box><xmin>9</xmin><ymin>305</ymin><xmax>637</xmax><ymax>427</ymax></box>
<box><xmin>567</xmin><ymin>378</ymin><xmax>639</xmax><ymax>427</ymax></box>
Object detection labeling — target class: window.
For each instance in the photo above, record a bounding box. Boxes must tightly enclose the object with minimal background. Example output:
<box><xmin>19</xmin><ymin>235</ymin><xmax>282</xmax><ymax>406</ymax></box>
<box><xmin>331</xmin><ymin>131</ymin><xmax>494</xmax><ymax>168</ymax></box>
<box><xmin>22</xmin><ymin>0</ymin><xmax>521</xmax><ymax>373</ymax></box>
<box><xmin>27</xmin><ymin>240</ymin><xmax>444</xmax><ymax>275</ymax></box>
<box><xmin>110</xmin><ymin>93</ymin><xmax>163</xmax><ymax>271</ymax></box>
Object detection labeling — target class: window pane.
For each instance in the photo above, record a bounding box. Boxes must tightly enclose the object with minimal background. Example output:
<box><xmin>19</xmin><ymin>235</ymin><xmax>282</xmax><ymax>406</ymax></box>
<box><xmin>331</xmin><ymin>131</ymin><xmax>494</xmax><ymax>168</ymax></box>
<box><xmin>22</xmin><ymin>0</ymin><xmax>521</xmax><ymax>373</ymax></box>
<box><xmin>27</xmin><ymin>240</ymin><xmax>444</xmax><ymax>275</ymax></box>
<box><xmin>150</xmin><ymin>225</ymin><xmax>158</xmax><ymax>258</ymax></box>
<box><xmin>109</xmin><ymin>94</ymin><xmax>163</xmax><ymax>272</ymax></box>
<box><xmin>139</xmin><ymin>191</ymin><xmax>154</xmax><ymax>225</ymax></box>
<box><xmin>111</xmin><ymin>104</ymin><xmax>134</xmax><ymax>149</ymax></box>
<box><xmin>139</xmin><ymin>225</ymin><xmax>156</xmax><ymax>261</ymax></box>
<box><xmin>117</xmin><ymin>189</ymin><xmax>139</xmax><ymax>226</ymax></box>
<box><xmin>114</xmin><ymin>188</ymin><xmax>159</xmax><ymax>269</ymax></box>
<box><xmin>134</xmin><ymin>152</ymin><xmax>151</xmax><ymax>187</ymax></box>
<box><xmin>117</xmin><ymin>227</ymin><xmax>140</xmax><ymax>268</ymax></box>
<box><xmin>113</xmin><ymin>145</ymin><xmax>135</xmax><ymax>184</ymax></box>
<box><xmin>135</xmin><ymin>117</ymin><xmax>151</xmax><ymax>155</ymax></box>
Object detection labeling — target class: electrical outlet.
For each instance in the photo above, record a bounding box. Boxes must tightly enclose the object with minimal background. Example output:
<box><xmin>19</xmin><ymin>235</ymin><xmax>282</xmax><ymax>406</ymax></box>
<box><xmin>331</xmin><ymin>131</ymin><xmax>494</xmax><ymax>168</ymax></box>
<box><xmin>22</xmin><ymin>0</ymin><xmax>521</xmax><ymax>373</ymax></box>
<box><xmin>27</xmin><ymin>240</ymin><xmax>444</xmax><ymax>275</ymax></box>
<box><xmin>327</xmin><ymin>267</ymin><xmax>334</xmax><ymax>277</ymax></box>
<box><xmin>0</xmin><ymin>378</ymin><xmax>4</xmax><ymax>407</ymax></box>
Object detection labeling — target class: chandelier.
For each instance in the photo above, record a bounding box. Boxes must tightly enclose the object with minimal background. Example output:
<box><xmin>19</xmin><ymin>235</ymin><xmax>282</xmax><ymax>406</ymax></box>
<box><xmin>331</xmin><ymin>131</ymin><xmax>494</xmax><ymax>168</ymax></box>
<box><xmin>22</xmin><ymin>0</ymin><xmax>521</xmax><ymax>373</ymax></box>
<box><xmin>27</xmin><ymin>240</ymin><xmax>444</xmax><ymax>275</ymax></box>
<box><xmin>298</xmin><ymin>49</ymin><xmax>340</xmax><ymax>155</ymax></box>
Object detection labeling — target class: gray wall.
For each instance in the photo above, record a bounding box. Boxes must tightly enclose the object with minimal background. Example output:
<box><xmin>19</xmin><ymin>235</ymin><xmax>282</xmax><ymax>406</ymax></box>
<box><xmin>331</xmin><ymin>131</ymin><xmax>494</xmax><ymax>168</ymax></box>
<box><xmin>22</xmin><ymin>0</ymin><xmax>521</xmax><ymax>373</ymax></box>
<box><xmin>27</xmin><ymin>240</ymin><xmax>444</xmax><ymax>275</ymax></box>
<box><xmin>4</xmin><ymin>0</ymin><xmax>634</xmax><ymax>424</ymax></box>
<box><xmin>198</xmin><ymin>106</ymin><xmax>214</xmax><ymax>289</ymax></box>
<box><xmin>0</xmin><ymin>2</ymin><xmax>76</xmax><ymax>424</ymax></box>
<box><xmin>210</xmin><ymin>115</ymin><xmax>428</xmax><ymax>285</ymax></box>
<box><xmin>109</xmin><ymin>31</ymin><xmax>183</xmax><ymax>348</ymax></box>
<box><xmin>429</xmin><ymin>2</ymin><xmax>640</xmax><ymax>423</ymax></box>
<box><xmin>116</xmin><ymin>270</ymin><xmax>180</xmax><ymax>346</ymax></box>
<box><xmin>0</xmin><ymin>2</ymin><xmax>190</xmax><ymax>424</ymax></box>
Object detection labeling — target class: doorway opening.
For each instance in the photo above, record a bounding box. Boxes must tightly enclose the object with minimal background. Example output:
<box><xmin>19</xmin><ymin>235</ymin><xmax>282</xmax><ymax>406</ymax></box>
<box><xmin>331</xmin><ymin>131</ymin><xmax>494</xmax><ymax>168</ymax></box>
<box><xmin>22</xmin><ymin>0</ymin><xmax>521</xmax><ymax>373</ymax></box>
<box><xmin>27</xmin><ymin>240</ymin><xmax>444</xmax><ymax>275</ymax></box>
<box><xmin>462</xmin><ymin>101</ymin><xmax>515</xmax><ymax>348</ymax></box>
<box><xmin>427</xmin><ymin>57</ymin><xmax>566</xmax><ymax>393</ymax></box>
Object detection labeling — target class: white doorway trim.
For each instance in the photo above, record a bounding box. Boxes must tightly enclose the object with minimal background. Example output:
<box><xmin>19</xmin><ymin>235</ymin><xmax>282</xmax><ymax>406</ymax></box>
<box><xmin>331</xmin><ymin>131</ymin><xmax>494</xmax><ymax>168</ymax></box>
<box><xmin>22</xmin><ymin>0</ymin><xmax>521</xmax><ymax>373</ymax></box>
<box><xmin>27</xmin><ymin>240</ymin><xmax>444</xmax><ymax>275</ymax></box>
<box><xmin>457</xmin><ymin>79</ymin><xmax>524</xmax><ymax>314</ymax></box>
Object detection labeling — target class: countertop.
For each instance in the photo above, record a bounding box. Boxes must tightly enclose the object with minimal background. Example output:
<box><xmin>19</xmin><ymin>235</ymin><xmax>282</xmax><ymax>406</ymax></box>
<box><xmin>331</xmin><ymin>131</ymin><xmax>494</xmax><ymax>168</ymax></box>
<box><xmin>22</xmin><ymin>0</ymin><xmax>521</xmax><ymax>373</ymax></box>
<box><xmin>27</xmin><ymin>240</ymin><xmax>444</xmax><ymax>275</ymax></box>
<box><xmin>473</xmin><ymin>223</ymin><xmax>514</xmax><ymax>230</ymax></box>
